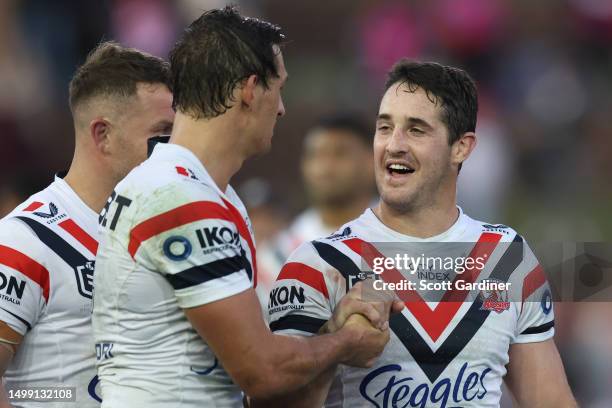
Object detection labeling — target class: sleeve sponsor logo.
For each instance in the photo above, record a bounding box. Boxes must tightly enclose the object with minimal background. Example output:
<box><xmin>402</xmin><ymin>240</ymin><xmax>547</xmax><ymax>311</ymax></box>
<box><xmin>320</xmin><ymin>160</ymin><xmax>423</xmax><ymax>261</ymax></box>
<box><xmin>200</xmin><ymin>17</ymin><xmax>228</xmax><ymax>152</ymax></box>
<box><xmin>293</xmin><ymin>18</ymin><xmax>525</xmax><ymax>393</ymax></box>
<box><xmin>163</xmin><ymin>236</ymin><xmax>193</xmax><ymax>261</ymax></box>
<box><xmin>195</xmin><ymin>226</ymin><xmax>240</xmax><ymax>255</ymax></box>
<box><xmin>541</xmin><ymin>289</ymin><xmax>552</xmax><ymax>314</ymax></box>
<box><xmin>0</xmin><ymin>271</ymin><xmax>26</xmax><ymax>305</ymax></box>
<box><xmin>268</xmin><ymin>285</ymin><xmax>305</xmax><ymax>314</ymax></box>
<box><xmin>359</xmin><ymin>362</ymin><xmax>492</xmax><ymax>408</ymax></box>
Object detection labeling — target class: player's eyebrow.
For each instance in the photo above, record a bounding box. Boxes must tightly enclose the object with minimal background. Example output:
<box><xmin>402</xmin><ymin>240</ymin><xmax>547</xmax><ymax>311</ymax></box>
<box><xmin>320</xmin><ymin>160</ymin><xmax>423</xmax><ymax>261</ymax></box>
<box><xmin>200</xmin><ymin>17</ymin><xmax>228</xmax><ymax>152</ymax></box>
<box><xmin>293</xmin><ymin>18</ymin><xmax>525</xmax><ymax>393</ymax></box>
<box><xmin>406</xmin><ymin>117</ymin><xmax>434</xmax><ymax>130</ymax></box>
<box><xmin>376</xmin><ymin>114</ymin><xmax>433</xmax><ymax>130</ymax></box>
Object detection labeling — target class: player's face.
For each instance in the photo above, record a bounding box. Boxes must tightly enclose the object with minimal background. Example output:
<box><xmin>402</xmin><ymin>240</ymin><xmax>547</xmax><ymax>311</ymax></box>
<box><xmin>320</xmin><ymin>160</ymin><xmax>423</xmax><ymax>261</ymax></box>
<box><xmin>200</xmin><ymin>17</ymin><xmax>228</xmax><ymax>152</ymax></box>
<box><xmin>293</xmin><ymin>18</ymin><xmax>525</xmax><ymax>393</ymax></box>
<box><xmin>374</xmin><ymin>83</ymin><xmax>455</xmax><ymax>212</ymax></box>
<box><xmin>112</xmin><ymin>83</ymin><xmax>174</xmax><ymax>180</ymax></box>
<box><xmin>302</xmin><ymin>129</ymin><xmax>373</xmax><ymax>207</ymax></box>
<box><xmin>250</xmin><ymin>48</ymin><xmax>287</xmax><ymax>155</ymax></box>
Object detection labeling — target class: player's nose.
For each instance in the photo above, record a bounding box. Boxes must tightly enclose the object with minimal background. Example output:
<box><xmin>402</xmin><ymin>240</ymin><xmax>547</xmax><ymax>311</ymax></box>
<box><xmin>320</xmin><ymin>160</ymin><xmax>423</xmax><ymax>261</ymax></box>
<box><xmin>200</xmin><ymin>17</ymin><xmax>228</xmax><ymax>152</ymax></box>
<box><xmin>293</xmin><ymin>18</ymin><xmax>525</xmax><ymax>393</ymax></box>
<box><xmin>277</xmin><ymin>97</ymin><xmax>286</xmax><ymax>117</ymax></box>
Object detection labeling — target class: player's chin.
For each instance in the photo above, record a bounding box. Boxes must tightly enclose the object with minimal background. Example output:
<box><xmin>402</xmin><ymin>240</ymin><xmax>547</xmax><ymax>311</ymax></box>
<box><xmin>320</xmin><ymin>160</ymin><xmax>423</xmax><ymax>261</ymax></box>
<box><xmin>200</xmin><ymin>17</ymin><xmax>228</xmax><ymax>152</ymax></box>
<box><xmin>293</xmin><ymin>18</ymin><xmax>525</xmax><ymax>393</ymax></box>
<box><xmin>380</xmin><ymin>188</ymin><xmax>416</xmax><ymax>212</ymax></box>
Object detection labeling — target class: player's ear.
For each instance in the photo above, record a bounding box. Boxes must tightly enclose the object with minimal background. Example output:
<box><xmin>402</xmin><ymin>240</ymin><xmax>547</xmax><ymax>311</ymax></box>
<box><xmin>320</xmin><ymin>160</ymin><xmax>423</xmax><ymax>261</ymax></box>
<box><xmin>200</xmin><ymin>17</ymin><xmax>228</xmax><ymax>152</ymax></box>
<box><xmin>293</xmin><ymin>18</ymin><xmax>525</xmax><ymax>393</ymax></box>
<box><xmin>451</xmin><ymin>131</ymin><xmax>476</xmax><ymax>168</ymax></box>
<box><xmin>240</xmin><ymin>74</ymin><xmax>259</xmax><ymax>109</ymax></box>
<box><xmin>90</xmin><ymin>118</ymin><xmax>113</xmax><ymax>155</ymax></box>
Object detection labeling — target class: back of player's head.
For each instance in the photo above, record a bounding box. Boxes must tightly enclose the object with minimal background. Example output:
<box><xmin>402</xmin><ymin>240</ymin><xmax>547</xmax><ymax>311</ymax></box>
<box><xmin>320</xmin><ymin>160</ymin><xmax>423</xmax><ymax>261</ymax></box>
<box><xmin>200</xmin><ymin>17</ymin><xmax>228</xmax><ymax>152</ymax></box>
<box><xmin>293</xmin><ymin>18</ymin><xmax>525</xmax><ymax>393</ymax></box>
<box><xmin>68</xmin><ymin>41</ymin><xmax>171</xmax><ymax>114</ymax></box>
<box><xmin>384</xmin><ymin>60</ymin><xmax>477</xmax><ymax>145</ymax></box>
<box><xmin>169</xmin><ymin>5</ymin><xmax>285</xmax><ymax>120</ymax></box>
<box><xmin>308</xmin><ymin>113</ymin><xmax>373</xmax><ymax>147</ymax></box>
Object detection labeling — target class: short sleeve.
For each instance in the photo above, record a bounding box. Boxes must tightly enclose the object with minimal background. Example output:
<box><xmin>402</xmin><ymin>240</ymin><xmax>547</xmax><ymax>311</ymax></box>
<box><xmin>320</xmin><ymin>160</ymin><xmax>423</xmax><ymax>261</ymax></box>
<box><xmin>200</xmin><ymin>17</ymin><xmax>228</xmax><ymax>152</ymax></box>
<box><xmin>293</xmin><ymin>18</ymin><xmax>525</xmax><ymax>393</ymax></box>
<box><xmin>129</xmin><ymin>185</ymin><xmax>252</xmax><ymax>309</ymax></box>
<box><xmin>267</xmin><ymin>242</ymin><xmax>335</xmax><ymax>337</ymax></box>
<box><xmin>513</xmin><ymin>241</ymin><xmax>555</xmax><ymax>344</ymax></box>
<box><xmin>0</xmin><ymin>220</ymin><xmax>48</xmax><ymax>335</ymax></box>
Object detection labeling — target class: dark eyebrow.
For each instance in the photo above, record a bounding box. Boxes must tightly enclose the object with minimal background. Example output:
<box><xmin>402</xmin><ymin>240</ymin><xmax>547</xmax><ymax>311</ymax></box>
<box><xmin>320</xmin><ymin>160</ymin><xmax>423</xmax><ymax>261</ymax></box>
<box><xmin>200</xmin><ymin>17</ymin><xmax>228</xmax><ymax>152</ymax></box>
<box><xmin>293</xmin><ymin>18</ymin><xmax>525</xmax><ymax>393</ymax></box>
<box><xmin>406</xmin><ymin>117</ymin><xmax>433</xmax><ymax>130</ymax></box>
<box><xmin>376</xmin><ymin>114</ymin><xmax>434</xmax><ymax>130</ymax></box>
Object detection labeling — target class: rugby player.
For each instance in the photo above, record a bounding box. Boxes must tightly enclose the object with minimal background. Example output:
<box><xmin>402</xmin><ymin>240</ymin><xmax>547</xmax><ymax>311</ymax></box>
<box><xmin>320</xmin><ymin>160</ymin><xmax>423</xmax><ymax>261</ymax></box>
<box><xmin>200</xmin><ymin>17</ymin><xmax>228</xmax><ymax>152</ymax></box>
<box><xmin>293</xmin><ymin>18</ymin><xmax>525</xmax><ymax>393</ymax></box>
<box><xmin>0</xmin><ymin>42</ymin><xmax>174</xmax><ymax>407</ymax></box>
<box><xmin>92</xmin><ymin>7</ymin><xmax>397</xmax><ymax>408</ymax></box>
<box><xmin>257</xmin><ymin>113</ymin><xmax>376</xmax><ymax>302</ymax></box>
<box><xmin>259</xmin><ymin>61</ymin><xmax>577</xmax><ymax>407</ymax></box>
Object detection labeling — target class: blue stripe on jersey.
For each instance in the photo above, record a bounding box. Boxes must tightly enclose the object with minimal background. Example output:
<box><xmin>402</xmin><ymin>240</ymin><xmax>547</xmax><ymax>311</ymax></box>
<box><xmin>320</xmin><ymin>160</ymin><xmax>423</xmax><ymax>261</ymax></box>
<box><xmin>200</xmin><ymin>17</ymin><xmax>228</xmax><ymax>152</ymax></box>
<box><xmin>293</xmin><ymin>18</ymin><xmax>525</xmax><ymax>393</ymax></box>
<box><xmin>165</xmin><ymin>254</ymin><xmax>250</xmax><ymax>290</ymax></box>
<box><xmin>15</xmin><ymin>216</ymin><xmax>94</xmax><ymax>299</ymax></box>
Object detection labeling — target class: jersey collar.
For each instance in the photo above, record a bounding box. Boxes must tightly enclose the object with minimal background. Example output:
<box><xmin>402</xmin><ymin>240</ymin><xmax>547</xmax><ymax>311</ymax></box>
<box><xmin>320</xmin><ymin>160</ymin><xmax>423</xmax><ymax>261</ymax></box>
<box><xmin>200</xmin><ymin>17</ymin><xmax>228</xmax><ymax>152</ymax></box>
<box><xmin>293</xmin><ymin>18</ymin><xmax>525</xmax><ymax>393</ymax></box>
<box><xmin>360</xmin><ymin>206</ymin><xmax>468</xmax><ymax>242</ymax></box>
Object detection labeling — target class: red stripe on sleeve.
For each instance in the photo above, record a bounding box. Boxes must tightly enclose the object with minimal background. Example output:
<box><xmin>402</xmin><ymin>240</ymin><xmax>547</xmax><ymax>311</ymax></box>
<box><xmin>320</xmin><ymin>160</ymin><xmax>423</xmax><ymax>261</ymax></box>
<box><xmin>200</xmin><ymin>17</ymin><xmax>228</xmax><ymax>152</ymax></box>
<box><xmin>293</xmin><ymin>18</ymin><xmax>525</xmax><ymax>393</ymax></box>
<box><xmin>221</xmin><ymin>198</ymin><xmax>258</xmax><ymax>287</ymax></box>
<box><xmin>58</xmin><ymin>219</ymin><xmax>98</xmax><ymax>255</ymax></box>
<box><xmin>128</xmin><ymin>201</ymin><xmax>233</xmax><ymax>258</ymax></box>
<box><xmin>23</xmin><ymin>202</ymin><xmax>44</xmax><ymax>212</ymax></box>
<box><xmin>0</xmin><ymin>245</ymin><xmax>50</xmax><ymax>302</ymax></box>
<box><xmin>522</xmin><ymin>265</ymin><xmax>546</xmax><ymax>302</ymax></box>
<box><xmin>277</xmin><ymin>262</ymin><xmax>329</xmax><ymax>299</ymax></box>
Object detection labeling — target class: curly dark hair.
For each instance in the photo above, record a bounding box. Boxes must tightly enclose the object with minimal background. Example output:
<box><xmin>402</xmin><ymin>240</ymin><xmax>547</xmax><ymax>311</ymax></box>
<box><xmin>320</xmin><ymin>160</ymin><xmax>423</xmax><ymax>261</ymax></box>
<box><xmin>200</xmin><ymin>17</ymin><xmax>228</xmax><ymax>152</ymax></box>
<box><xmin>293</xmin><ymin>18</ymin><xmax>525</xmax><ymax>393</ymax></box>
<box><xmin>385</xmin><ymin>60</ymin><xmax>478</xmax><ymax>146</ymax></box>
<box><xmin>169</xmin><ymin>5</ymin><xmax>285</xmax><ymax>119</ymax></box>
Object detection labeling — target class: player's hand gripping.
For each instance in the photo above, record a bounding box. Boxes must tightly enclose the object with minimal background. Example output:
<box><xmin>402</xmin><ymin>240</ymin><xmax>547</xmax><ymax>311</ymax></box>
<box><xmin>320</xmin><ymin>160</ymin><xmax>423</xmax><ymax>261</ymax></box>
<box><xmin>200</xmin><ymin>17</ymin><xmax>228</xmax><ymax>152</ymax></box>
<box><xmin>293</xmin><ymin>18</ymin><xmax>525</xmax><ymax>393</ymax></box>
<box><xmin>322</xmin><ymin>281</ymin><xmax>404</xmax><ymax>368</ymax></box>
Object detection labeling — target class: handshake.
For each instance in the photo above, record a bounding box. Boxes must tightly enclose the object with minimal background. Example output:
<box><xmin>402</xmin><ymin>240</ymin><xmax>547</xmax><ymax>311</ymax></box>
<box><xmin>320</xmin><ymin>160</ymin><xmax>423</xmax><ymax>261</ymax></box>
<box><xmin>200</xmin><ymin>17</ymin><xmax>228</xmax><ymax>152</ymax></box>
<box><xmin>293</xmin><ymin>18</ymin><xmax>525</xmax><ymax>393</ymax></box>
<box><xmin>319</xmin><ymin>282</ymin><xmax>405</xmax><ymax>368</ymax></box>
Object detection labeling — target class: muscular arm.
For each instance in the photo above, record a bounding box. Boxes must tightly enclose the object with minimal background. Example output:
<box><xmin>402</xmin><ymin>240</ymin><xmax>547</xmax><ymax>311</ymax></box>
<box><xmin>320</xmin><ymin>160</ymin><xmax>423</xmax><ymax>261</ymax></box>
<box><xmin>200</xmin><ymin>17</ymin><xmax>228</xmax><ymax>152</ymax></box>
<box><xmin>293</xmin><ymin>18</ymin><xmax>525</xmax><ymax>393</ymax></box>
<box><xmin>0</xmin><ymin>321</ymin><xmax>22</xmax><ymax>408</ymax></box>
<box><xmin>250</xmin><ymin>285</ymin><xmax>404</xmax><ymax>407</ymax></box>
<box><xmin>505</xmin><ymin>339</ymin><xmax>576</xmax><ymax>407</ymax></box>
<box><xmin>184</xmin><ymin>288</ymin><xmax>389</xmax><ymax>400</ymax></box>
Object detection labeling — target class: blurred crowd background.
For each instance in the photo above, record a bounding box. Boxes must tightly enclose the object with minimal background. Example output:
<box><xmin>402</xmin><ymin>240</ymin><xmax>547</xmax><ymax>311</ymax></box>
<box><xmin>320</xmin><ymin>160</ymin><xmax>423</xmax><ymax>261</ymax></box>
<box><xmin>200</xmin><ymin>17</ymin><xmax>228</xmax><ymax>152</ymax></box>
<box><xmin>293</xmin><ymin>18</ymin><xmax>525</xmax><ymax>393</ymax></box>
<box><xmin>1</xmin><ymin>0</ymin><xmax>611</xmax><ymax>406</ymax></box>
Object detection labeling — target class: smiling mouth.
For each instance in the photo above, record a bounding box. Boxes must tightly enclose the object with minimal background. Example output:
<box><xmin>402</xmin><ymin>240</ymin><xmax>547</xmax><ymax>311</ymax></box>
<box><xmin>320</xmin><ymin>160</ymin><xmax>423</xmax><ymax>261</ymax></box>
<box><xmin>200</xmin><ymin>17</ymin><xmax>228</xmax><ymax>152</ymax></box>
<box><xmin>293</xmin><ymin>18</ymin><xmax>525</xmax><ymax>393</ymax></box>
<box><xmin>386</xmin><ymin>163</ymin><xmax>415</xmax><ymax>176</ymax></box>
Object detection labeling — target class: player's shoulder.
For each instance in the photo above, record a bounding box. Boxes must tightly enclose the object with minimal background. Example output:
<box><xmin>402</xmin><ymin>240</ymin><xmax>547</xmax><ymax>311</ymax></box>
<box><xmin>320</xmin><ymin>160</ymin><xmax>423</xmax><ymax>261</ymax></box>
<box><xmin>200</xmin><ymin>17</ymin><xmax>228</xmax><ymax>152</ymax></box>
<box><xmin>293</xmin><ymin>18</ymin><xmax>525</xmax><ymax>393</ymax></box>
<box><xmin>0</xmin><ymin>184</ymin><xmax>58</xmax><ymax>257</ymax></box>
<box><xmin>116</xmin><ymin>158</ymin><xmax>224</xmax><ymax>218</ymax></box>
<box><xmin>464</xmin><ymin>213</ymin><xmax>526</xmax><ymax>244</ymax></box>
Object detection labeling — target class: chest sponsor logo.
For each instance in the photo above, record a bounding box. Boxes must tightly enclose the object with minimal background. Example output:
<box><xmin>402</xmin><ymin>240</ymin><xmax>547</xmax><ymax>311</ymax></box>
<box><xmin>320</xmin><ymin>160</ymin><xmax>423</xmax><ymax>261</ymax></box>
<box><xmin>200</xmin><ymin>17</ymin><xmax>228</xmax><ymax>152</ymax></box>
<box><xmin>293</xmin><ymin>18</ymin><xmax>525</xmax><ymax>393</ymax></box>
<box><xmin>75</xmin><ymin>261</ymin><xmax>94</xmax><ymax>299</ymax></box>
<box><xmin>0</xmin><ymin>271</ymin><xmax>26</xmax><ymax>305</ymax></box>
<box><xmin>268</xmin><ymin>285</ymin><xmax>305</xmax><ymax>313</ymax></box>
<box><xmin>360</xmin><ymin>362</ymin><xmax>492</xmax><ymax>408</ymax></box>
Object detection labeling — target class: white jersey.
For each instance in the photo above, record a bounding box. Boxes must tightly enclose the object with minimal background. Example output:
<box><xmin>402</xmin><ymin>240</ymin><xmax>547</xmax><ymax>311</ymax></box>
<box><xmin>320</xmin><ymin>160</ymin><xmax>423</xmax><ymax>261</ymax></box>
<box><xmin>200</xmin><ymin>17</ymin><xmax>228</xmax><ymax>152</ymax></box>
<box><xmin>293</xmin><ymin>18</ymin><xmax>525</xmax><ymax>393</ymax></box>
<box><xmin>0</xmin><ymin>177</ymin><xmax>100</xmax><ymax>407</ymax></box>
<box><xmin>92</xmin><ymin>143</ymin><xmax>256</xmax><ymax>408</ymax></box>
<box><xmin>257</xmin><ymin>209</ymin><xmax>335</xmax><ymax>304</ymax></box>
<box><xmin>267</xmin><ymin>208</ymin><xmax>555</xmax><ymax>408</ymax></box>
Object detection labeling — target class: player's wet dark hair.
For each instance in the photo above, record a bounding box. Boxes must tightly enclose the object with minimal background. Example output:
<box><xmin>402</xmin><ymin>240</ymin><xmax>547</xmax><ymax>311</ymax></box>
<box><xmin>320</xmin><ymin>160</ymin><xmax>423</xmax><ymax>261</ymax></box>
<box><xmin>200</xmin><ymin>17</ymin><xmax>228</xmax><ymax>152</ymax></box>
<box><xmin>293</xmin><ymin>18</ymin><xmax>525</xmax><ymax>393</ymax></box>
<box><xmin>311</xmin><ymin>113</ymin><xmax>372</xmax><ymax>147</ymax></box>
<box><xmin>69</xmin><ymin>41</ymin><xmax>171</xmax><ymax>113</ymax></box>
<box><xmin>169</xmin><ymin>5</ymin><xmax>285</xmax><ymax>119</ymax></box>
<box><xmin>385</xmin><ymin>60</ymin><xmax>478</xmax><ymax>146</ymax></box>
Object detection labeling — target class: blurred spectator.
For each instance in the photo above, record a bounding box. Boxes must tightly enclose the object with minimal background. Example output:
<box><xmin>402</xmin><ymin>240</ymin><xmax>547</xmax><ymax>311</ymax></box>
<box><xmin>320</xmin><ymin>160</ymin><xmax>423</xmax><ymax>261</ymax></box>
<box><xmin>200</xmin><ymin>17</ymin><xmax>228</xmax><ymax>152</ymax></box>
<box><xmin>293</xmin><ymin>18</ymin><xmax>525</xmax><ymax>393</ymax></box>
<box><xmin>256</xmin><ymin>113</ymin><xmax>376</xmax><ymax>304</ymax></box>
<box><xmin>0</xmin><ymin>175</ymin><xmax>47</xmax><ymax>218</ymax></box>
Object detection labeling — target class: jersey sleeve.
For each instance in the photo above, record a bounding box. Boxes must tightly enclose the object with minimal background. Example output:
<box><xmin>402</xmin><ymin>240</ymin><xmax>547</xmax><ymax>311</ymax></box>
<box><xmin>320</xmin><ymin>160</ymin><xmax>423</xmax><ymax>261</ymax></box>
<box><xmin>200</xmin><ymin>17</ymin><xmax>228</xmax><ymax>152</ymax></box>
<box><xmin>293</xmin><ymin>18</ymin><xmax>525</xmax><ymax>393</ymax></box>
<box><xmin>513</xmin><ymin>239</ymin><xmax>555</xmax><ymax>344</ymax></box>
<box><xmin>0</xmin><ymin>219</ymin><xmax>48</xmax><ymax>335</ymax></box>
<box><xmin>267</xmin><ymin>242</ymin><xmax>335</xmax><ymax>337</ymax></box>
<box><xmin>128</xmin><ymin>183</ymin><xmax>252</xmax><ymax>309</ymax></box>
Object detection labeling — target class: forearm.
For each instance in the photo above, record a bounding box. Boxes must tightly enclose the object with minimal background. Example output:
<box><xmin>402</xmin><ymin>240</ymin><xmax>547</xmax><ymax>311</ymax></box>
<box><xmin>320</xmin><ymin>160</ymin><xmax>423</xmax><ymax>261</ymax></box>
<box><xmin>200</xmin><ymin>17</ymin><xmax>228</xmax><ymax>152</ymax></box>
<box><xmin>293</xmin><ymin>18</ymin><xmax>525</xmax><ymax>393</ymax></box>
<box><xmin>242</xmin><ymin>330</ymin><xmax>350</xmax><ymax>399</ymax></box>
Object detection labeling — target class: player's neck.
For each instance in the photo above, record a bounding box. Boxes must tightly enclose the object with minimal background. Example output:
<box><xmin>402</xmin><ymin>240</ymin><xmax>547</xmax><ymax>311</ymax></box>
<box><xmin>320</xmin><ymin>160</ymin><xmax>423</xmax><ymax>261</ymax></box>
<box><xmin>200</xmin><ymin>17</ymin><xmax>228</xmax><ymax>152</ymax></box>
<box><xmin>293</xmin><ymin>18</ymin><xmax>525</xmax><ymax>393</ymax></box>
<box><xmin>63</xmin><ymin>154</ymin><xmax>115</xmax><ymax>214</ymax></box>
<box><xmin>317</xmin><ymin>195</ymin><xmax>372</xmax><ymax>230</ymax></box>
<box><xmin>374</xmin><ymin>199</ymin><xmax>459</xmax><ymax>239</ymax></box>
<box><xmin>169</xmin><ymin>112</ymin><xmax>246</xmax><ymax>192</ymax></box>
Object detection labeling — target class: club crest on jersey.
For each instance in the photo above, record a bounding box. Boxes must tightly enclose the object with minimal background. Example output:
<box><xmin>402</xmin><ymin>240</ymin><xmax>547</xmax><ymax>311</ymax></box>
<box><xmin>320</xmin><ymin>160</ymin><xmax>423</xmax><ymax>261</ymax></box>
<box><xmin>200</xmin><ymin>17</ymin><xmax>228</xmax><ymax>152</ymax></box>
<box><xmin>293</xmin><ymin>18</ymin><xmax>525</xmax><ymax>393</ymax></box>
<box><xmin>479</xmin><ymin>279</ymin><xmax>510</xmax><ymax>313</ymax></box>
<box><xmin>75</xmin><ymin>260</ymin><xmax>95</xmax><ymax>299</ymax></box>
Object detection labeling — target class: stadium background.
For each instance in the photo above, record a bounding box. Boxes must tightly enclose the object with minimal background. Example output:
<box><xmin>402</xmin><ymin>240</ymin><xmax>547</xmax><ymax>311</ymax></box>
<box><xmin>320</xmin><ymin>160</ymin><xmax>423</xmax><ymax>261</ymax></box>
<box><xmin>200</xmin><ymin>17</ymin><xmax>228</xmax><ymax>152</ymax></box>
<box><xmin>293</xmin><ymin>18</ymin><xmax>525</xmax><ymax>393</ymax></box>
<box><xmin>0</xmin><ymin>0</ymin><xmax>611</xmax><ymax>406</ymax></box>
